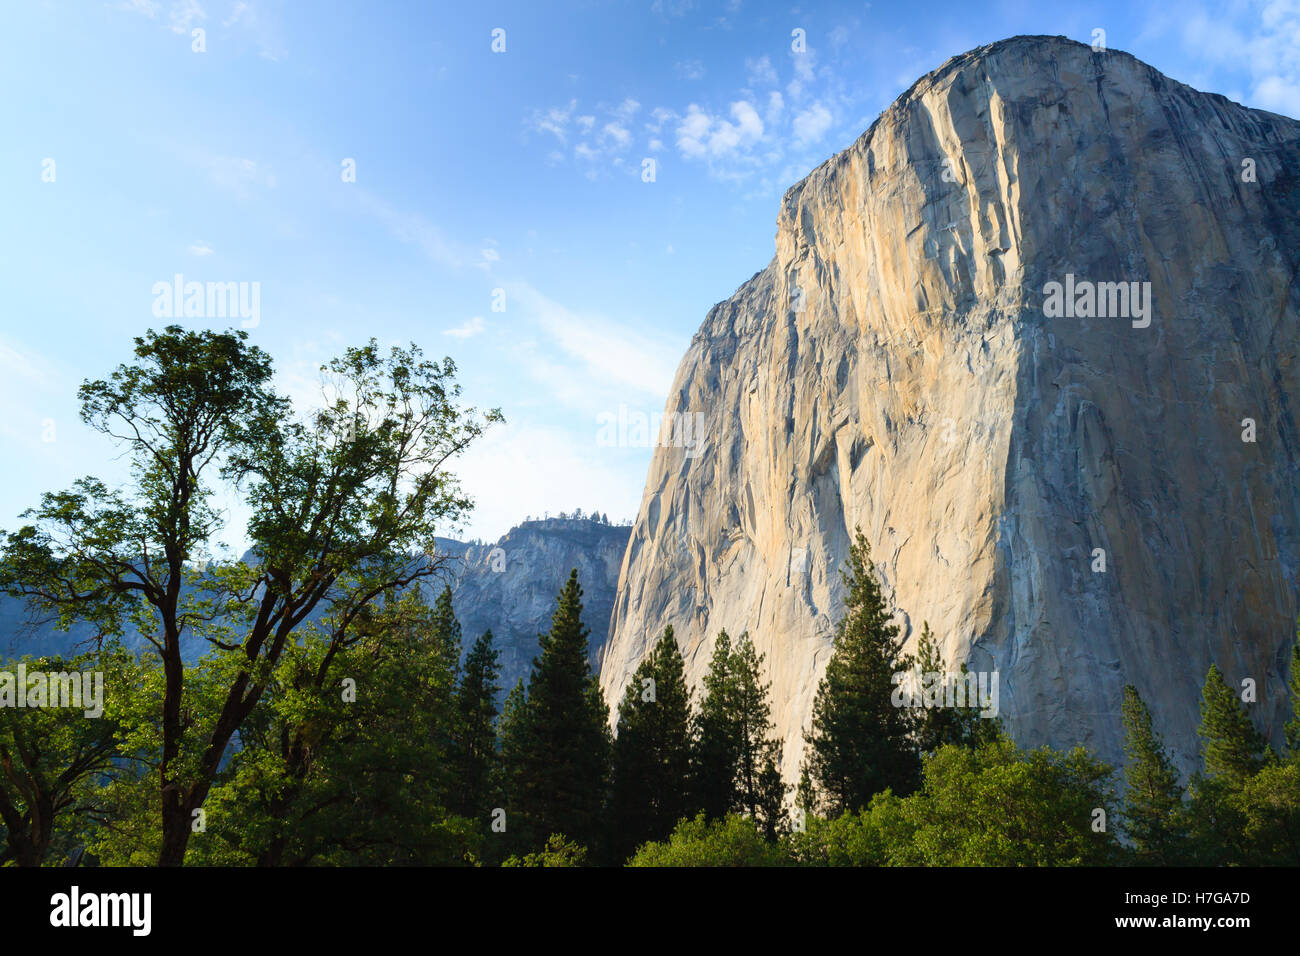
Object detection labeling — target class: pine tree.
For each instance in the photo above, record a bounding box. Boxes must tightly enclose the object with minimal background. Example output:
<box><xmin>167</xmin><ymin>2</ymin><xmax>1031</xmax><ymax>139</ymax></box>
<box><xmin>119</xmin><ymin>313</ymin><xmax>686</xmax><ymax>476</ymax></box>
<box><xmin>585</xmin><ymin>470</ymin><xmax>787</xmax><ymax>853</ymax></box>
<box><xmin>728</xmin><ymin>635</ymin><xmax>787</xmax><ymax>837</ymax></box>
<box><xmin>912</xmin><ymin>622</ymin><xmax>997</xmax><ymax>754</ymax></box>
<box><xmin>502</xmin><ymin>569</ymin><xmax>611</xmax><ymax>855</ymax></box>
<box><xmin>692</xmin><ymin>631</ymin><xmax>787</xmax><ymax>838</ymax></box>
<box><xmin>1120</xmin><ymin>685</ymin><xmax>1188</xmax><ymax>864</ymax></box>
<box><xmin>801</xmin><ymin>529</ymin><xmax>920</xmax><ymax>816</ymax></box>
<box><xmin>1198</xmin><ymin>664</ymin><xmax>1269</xmax><ymax>784</ymax></box>
<box><xmin>693</xmin><ymin>630</ymin><xmax>739</xmax><ymax>821</ymax></box>
<box><xmin>429</xmin><ymin>584</ymin><xmax>463</xmax><ymax>665</ymax></box>
<box><xmin>452</xmin><ymin>630</ymin><xmax>501</xmax><ymax>823</ymax></box>
<box><xmin>608</xmin><ymin>626</ymin><xmax>694</xmax><ymax>861</ymax></box>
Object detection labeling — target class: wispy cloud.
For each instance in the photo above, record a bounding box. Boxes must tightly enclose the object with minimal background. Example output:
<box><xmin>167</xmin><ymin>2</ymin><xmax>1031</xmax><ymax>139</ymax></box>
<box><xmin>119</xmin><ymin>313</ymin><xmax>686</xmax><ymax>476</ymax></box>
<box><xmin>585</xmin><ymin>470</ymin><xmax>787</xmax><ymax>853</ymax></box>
<box><xmin>169</xmin><ymin>146</ymin><xmax>276</xmax><ymax>200</ymax></box>
<box><xmin>347</xmin><ymin>187</ymin><xmax>466</xmax><ymax>269</ymax></box>
<box><xmin>117</xmin><ymin>0</ymin><xmax>284</xmax><ymax>60</ymax></box>
<box><xmin>444</xmin><ymin>316</ymin><xmax>486</xmax><ymax>339</ymax></box>
<box><xmin>509</xmin><ymin>281</ymin><xmax>679</xmax><ymax>400</ymax></box>
<box><xmin>167</xmin><ymin>0</ymin><xmax>206</xmax><ymax>34</ymax></box>
<box><xmin>675</xmin><ymin>59</ymin><xmax>706</xmax><ymax>81</ymax></box>
<box><xmin>1140</xmin><ymin>0</ymin><xmax>1300</xmax><ymax>117</ymax></box>
<box><xmin>525</xmin><ymin>28</ymin><xmax>860</xmax><ymax>188</ymax></box>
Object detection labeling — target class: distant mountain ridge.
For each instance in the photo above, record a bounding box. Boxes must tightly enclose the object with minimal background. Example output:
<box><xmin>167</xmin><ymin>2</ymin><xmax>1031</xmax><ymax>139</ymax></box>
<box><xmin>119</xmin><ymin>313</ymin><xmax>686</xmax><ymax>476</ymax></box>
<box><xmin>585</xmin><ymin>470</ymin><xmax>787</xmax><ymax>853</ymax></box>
<box><xmin>0</xmin><ymin>517</ymin><xmax>631</xmax><ymax>702</ymax></box>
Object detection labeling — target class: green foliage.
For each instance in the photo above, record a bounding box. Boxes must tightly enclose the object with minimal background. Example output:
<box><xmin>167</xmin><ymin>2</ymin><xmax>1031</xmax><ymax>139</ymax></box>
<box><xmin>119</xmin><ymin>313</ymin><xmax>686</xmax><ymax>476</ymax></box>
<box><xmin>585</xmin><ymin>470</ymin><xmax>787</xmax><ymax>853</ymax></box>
<box><xmin>452</xmin><ymin>628</ymin><xmax>501</xmax><ymax>825</ymax></box>
<box><xmin>788</xmin><ymin>738</ymin><xmax>1118</xmax><ymax>866</ymax></box>
<box><xmin>1182</xmin><ymin>646</ymin><xmax>1300</xmax><ymax>867</ymax></box>
<box><xmin>801</xmin><ymin>529</ymin><xmax>919</xmax><ymax>816</ymax></box>
<box><xmin>1235</xmin><ymin>762</ymin><xmax>1300</xmax><ymax>864</ymax></box>
<box><xmin>608</xmin><ymin>626</ymin><xmax>694</xmax><ymax>861</ymax></box>
<box><xmin>501</xmin><ymin>833</ymin><xmax>588</xmax><ymax>867</ymax></box>
<box><xmin>785</xmin><ymin>792</ymin><xmax>914</xmax><ymax>866</ymax></box>
<box><xmin>184</xmin><ymin>588</ymin><xmax>472</xmax><ymax>866</ymax></box>
<box><xmin>627</xmin><ymin>813</ymin><xmax>790</xmax><ymax>867</ymax></box>
<box><xmin>1120</xmin><ymin>685</ymin><xmax>1189</xmax><ymax>864</ymax></box>
<box><xmin>1198</xmin><ymin>664</ymin><xmax>1269</xmax><ymax>785</ymax></box>
<box><xmin>898</xmin><ymin>736</ymin><xmax>1120</xmax><ymax>865</ymax></box>
<box><xmin>0</xmin><ymin>327</ymin><xmax>499</xmax><ymax>864</ymax></box>
<box><xmin>912</xmin><ymin>621</ymin><xmax>999</xmax><ymax>754</ymax></box>
<box><xmin>692</xmin><ymin>631</ymin><xmax>787</xmax><ymax>838</ymax></box>
<box><xmin>500</xmin><ymin>569</ymin><xmax>611</xmax><ymax>856</ymax></box>
<box><xmin>0</xmin><ymin>645</ymin><xmax>143</xmax><ymax>866</ymax></box>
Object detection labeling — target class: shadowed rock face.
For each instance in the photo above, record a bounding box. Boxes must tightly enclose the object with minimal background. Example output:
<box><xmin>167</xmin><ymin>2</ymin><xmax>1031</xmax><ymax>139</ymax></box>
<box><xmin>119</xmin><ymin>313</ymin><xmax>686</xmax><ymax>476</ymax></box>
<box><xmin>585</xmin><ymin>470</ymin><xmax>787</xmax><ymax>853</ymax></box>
<box><xmin>434</xmin><ymin>518</ymin><xmax>631</xmax><ymax>699</ymax></box>
<box><xmin>600</xmin><ymin>35</ymin><xmax>1300</xmax><ymax>779</ymax></box>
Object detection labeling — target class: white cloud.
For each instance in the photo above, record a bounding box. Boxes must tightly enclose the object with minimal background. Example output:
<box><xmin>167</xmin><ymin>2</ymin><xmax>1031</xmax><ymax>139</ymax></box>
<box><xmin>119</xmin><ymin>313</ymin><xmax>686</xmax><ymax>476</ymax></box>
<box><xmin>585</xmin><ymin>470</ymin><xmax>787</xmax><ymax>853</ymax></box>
<box><xmin>675</xmin><ymin>59</ymin><xmax>706</xmax><ymax>80</ymax></box>
<box><xmin>1165</xmin><ymin>0</ymin><xmax>1300</xmax><ymax>118</ymax></box>
<box><xmin>676</xmin><ymin>100</ymin><xmax>764</xmax><ymax>159</ymax></box>
<box><xmin>223</xmin><ymin>0</ymin><xmax>249</xmax><ymax>27</ymax></box>
<box><xmin>444</xmin><ymin>316</ymin><xmax>486</xmax><ymax>339</ymax></box>
<box><xmin>172</xmin><ymin>148</ymin><xmax>275</xmax><ymax>200</ymax></box>
<box><xmin>676</xmin><ymin>104</ymin><xmax>713</xmax><ymax>158</ymax></box>
<box><xmin>451</xmin><ymin>419</ymin><xmax>646</xmax><ymax>541</ymax></box>
<box><xmin>650</xmin><ymin>0</ymin><xmax>695</xmax><ymax>18</ymax></box>
<box><xmin>117</xmin><ymin>0</ymin><xmax>160</xmax><ymax>15</ymax></box>
<box><xmin>645</xmin><ymin>106</ymin><xmax>675</xmax><ymax>135</ymax></box>
<box><xmin>765</xmin><ymin>90</ymin><xmax>785</xmax><ymax>125</ymax></box>
<box><xmin>1254</xmin><ymin>73</ymin><xmax>1300</xmax><ymax>115</ymax></box>
<box><xmin>792</xmin><ymin>102</ymin><xmax>833</xmax><ymax>146</ymax></box>
<box><xmin>602</xmin><ymin>122</ymin><xmax>632</xmax><ymax>147</ymax></box>
<box><xmin>529</xmin><ymin>99</ymin><xmax>578</xmax><ymax>143</ymax></box>
<box><xmin>746</xmin><ymin>55</ymin><xmax>779</xmax><ymax>88</ymax></box>
<box><xmin>117</xmin><ymin>0</ymin><xmax>283</xmax><ymax>59</ymax></box>
<box><xmin>168</xmin><ymin>0</ymin><xmax>206</xmax><ymax>34</ymax></box>
<box><xmin>188</xmin><ymin>240</ymin><xmax>214</xmax><ymax>256</ymax></box>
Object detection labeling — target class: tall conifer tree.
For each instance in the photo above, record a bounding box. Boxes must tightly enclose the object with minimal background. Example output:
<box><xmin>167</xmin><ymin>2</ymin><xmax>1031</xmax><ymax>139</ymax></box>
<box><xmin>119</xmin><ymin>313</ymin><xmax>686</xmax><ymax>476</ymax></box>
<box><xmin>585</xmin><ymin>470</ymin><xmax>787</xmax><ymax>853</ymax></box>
<box><xmin>608</xmin><ymin>626</ymin><xmax>694</xmax><ymax>860</ymax></box>
<box><xmin>452</xmin><ymin>630</ymin><xmax>501</xmax><ymax>822</ymax></box>
<box><xmin>692</xmin><ymin>631</ymin><xmax>787</xmax><ymax>838</ymax></box>
<box><xmin>1120</xmin><ymin>685</ymin><xmax>1188</xmax><ymax>864</ymax></box>
<box><xmin>1198</xmin><ymin>664</ymin><xmax>1269</xmax><ymax>784</ymax></box>
<box><xmin>801</xmin><ymin>529</ymin><xmax>920</xmax><ymax>815</ymax></box>
<box><xmin>501</xmin><ymin>569</ymin><xmax>611</xmax><ymax>854</ymax></box>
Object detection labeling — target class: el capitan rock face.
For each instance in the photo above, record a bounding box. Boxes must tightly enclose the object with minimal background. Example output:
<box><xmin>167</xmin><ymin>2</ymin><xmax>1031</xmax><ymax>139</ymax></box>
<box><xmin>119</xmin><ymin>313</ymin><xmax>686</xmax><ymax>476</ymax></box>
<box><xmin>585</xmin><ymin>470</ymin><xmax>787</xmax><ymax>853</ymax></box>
<box><xmin>600</xmin><ymin>35</ymin><xmax>1300</xmax><ymax>778</ymax></box>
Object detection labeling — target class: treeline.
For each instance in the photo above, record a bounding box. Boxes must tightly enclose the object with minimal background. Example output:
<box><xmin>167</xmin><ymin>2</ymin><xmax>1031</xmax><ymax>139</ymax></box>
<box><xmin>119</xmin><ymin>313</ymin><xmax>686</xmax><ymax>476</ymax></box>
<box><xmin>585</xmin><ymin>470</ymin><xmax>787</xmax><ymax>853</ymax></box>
<box><xmin>1</xmin><ymin>327</ymin><xmax>1297</xmax><ymax>866</ymax></box>
<box><xmin>3</xmin><ymin>537</ymin><xmax>1298</xmax><ymax>868</ymax></box>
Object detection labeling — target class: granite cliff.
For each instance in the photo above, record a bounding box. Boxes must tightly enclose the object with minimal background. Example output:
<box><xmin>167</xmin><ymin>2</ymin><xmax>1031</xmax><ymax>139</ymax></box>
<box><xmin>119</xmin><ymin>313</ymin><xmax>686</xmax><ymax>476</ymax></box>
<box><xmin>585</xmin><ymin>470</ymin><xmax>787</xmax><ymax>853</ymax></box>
<box><xmin>600</xmin><ymin>35</ymin><xmax>1300</xmax><ymax>778</ymax></box>
<box><xmin>432</xmin><ymin>517</ymin><xmax>631</xmax><ymax>697</ymax></box>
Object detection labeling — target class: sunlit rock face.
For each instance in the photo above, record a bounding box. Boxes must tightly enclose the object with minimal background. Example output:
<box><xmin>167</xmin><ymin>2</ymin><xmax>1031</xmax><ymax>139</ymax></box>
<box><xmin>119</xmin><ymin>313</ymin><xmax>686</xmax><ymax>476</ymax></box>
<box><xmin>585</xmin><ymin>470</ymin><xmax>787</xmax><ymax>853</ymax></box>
<box><xmin>601</xmin><ymin>35</ymin><xmax>1300</xmax><ymax>779</ymax></box>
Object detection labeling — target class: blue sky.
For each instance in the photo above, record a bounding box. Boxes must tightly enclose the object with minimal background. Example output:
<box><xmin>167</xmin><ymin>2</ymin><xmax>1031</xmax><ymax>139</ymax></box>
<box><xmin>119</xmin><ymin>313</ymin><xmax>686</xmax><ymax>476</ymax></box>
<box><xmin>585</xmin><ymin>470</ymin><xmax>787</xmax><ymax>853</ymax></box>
<box><xmin>2</xmin><ymin>0</ymin><xmax>1297</xmax><ymax>548</ymax></box>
